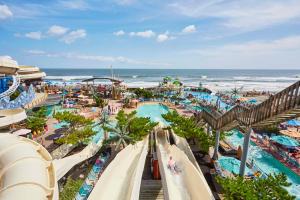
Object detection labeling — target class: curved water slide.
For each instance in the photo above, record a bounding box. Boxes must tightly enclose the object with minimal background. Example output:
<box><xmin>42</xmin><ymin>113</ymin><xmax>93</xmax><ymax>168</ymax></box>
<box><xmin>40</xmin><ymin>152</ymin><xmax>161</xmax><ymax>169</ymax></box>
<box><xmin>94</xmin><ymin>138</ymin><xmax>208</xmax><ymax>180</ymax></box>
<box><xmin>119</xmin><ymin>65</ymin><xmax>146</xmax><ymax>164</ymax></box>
<box><xmin>88</xmin><ymin>137</ymin><xmax>149</xmax><ymax>200</ymax></box>
<box><xmin>0</xmin><ymin>133</ymin><xmax>58</xmax><ymax>200</ymax></box>
<box><xmin>155</xmin><ymin>129</ymin><xmax>214</xmax><ymax>200</ymax></box>
<box><xmin>53</xmin><ymin>138</ymin><xmax>104</xmax><ymax>180</ymax></box>
<box><xmin>0</xmin><ymin>76</ymin><xmax>20</xmax><ymax>99</ymax></box>
<box><xmin>0</xmin><ymin>108</ymin><xmax>27</xmax><ymax>128</ymax></box>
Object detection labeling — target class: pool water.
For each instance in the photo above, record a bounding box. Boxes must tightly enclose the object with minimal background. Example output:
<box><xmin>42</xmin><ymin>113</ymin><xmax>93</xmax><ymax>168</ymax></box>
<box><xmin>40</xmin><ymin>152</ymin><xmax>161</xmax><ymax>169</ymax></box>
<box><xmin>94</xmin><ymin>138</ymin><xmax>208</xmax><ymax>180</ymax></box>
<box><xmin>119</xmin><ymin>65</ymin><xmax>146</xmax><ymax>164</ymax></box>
<box><xmin>46</xmin><ymin>105</ymin><xmax>77</xmax><ymax>117</ymax></box>
<box><xmin>184</xmin><ymin>91</ymin><xmax>230</xmax><ymax>110</ymax></box>
<box><xmin>219</xmin><ymin>156</ymin><xmax>252</xmax><ymax>175</ymax></box>
<box><xmin>136</xmin><ymin>104</ymin><xmax>169</xmax><ymax>126</ymax></box>
<box><xmin>226</xmin><ymin>130</ymin><xmax>300</xmax><ymax>199</ymax></box>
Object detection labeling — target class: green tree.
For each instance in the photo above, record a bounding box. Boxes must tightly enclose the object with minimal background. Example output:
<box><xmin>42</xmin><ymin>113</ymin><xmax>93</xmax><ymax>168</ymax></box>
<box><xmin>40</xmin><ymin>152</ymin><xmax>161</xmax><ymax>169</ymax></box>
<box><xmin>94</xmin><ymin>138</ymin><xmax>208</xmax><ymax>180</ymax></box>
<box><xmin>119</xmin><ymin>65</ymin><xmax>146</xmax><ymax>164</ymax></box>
<box><xmin>103</xmin><ymin>110</ymin><xmax>157</xmax><ymax>151</ymax></box>
<box><xmin>59</xmin><ymin>178</ymin><xmax>84</xmax><ymax>200</ymax></box>
<box><xmin>26</xmin><ymin>106</ymin><xmax>47</xmax><ymax>134</ymax></box>
<box><xmin>54</xmin><ymin>111</ymin><xmax>96</xmax><ymax>145</ymax></box>
<box><xmin>216</xmin><ymin>173</ymin><xmax>295</xmax><ymax>200</ymax></box>
<box><xmin>162</xmin><ymin>110</ymin><xmax>215</xmax><ymax>152</ymax></box>
<box><xmin>133</xmin><ymin>88</ymin><xmax>154</xmax><ymax>99</ymax></box>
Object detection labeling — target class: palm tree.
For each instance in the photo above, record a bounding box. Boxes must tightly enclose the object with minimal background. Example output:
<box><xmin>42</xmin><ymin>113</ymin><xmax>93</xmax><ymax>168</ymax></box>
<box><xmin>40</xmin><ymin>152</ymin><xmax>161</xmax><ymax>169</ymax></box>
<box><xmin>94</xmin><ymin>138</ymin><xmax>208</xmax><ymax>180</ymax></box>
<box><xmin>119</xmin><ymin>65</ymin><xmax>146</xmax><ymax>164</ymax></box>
<box><xmin>103</xmin><ymin>123</ymin><xmax>134</xmax><ymax>152</ymax></box>
<box><xmin>100</xmin><ymin>111</ymin><xmax>110</xmax><ymax>140</ymax></box>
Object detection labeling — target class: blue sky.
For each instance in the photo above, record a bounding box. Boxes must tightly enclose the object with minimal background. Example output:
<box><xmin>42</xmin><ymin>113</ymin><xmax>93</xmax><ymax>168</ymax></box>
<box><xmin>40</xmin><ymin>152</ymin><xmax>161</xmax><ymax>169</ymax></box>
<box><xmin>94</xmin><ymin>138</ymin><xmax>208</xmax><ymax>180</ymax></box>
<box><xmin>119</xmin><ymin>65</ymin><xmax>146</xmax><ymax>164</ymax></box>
<box><xmin>1</xmin><ymin>0</ymin><xmax>300</xmax><ymax>69</ymax></box>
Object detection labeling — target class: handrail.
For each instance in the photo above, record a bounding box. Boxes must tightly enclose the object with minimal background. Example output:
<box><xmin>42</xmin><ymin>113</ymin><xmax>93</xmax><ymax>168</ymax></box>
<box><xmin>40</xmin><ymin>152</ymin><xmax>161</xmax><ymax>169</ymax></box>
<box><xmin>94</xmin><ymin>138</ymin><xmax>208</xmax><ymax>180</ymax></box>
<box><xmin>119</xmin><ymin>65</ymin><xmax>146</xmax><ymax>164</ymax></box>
<box><xmin>197</xmin><ymin>80</ymin><xmax>300</xmax><ymax>130</ymax></box>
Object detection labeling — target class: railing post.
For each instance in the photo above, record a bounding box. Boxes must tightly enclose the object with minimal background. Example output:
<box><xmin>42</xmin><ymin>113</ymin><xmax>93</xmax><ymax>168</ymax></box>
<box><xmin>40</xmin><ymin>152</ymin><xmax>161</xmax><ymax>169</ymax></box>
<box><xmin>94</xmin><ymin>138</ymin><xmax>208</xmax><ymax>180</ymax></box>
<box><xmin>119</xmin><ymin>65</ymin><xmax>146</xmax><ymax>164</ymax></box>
<box><xmin>212</xmin><ymin>130</ymin><xmax>220</xmax><ymax>160</ymax></box>
<box><xmin>239</xmin><ymin>128</ymin><xmax>252</xmax><ymax>177</ymax></box>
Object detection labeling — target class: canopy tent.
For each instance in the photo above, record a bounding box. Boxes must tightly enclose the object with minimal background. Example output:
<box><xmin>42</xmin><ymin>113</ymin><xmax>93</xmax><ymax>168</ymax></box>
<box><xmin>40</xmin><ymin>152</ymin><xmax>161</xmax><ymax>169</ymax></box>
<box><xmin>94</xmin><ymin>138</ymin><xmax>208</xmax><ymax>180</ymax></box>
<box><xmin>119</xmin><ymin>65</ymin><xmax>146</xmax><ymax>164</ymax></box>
<box><xmin>286</xmin><ymin>119</ymin><xmax>300</xmax><ymax>126</ymax></box>
<box><xmin>271</xmin><ymin>135</ymin><xmax>299</xmax><ymax>147</ymax></box>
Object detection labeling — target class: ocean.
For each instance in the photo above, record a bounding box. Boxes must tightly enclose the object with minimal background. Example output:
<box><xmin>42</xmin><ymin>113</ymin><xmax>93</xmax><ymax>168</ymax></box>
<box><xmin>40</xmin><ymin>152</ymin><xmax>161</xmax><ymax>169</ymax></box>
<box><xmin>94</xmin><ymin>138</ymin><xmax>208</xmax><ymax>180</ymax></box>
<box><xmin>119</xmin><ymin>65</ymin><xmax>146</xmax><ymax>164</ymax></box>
<box><xmin>42</xmin><ymin>68</ymin><xmax>300</xmax><ymax>92</ymax></box>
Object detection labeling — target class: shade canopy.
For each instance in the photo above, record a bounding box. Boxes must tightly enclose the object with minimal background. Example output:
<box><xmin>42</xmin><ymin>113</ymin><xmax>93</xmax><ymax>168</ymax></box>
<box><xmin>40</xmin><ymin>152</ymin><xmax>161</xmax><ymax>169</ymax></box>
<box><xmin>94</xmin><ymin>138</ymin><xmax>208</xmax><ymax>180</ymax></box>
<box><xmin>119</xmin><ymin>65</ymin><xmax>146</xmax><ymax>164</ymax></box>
<box><xmin>286</xmin><ymin>119</ymin><xmax>300</xmax><ymax>126</ymax></box>
<box><xmin>271</xmin><ymin>135</ymin><xmax>299</xmax><ymax>147</ymax></box>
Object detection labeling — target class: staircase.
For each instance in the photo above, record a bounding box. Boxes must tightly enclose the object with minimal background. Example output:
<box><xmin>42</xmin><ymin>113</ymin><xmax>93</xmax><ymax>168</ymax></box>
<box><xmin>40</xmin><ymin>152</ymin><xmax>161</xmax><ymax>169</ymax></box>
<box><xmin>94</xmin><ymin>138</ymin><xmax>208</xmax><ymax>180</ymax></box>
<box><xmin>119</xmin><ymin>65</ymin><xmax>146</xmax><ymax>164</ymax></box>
<box><xmin>197</xmin><ymin>80</ymin><xmax>300</xmax><ymax>130</ymax></box>
<box><xmin>139</xmin><ymin>180</ymin><xmax>164</xmax><ymax>200</ymax></box>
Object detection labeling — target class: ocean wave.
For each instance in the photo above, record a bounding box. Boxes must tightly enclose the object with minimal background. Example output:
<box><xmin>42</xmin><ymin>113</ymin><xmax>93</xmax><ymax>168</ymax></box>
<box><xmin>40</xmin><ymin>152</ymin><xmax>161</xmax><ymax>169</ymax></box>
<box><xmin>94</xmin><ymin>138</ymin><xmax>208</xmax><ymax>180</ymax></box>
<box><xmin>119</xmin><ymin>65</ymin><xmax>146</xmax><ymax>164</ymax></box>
<box><xmin>45</xmin><ymin>76</ymin><xmax>93</xmax><ymax>80</ymax></box>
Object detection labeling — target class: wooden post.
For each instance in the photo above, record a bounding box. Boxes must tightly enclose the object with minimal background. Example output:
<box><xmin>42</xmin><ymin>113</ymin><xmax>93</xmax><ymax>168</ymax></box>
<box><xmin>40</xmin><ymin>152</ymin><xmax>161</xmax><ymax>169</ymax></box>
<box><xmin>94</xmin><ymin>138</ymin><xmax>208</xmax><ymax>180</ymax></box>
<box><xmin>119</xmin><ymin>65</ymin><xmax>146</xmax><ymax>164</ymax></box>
<box><xmin>212</xmin><ymin>130</ymin><xmax>220</xmax><ymax>160</ymax></box>
<box><xmin>239</xmin><ymin>128</ymin><xmax>252</xmax><ymax>176</ymax></box>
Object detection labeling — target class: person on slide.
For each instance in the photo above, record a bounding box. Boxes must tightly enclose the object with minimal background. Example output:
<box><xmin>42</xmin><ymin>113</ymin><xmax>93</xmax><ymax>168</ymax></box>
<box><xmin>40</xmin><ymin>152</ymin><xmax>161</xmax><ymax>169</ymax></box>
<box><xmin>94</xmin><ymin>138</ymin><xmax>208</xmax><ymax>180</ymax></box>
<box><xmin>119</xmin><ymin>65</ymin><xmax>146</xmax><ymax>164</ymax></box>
<box><xmin>168</xmin><ymin>156</ymin><xmax>181</xmax><ymax>174</ymax></box>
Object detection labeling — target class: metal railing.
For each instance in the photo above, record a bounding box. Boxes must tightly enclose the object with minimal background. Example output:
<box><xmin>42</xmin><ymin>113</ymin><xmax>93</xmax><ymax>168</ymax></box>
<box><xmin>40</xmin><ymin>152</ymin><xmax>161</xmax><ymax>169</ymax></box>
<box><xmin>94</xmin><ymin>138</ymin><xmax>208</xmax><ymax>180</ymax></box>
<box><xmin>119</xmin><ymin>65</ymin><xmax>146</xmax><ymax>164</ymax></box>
<box><xmin>197</xmin><ymin>80</ymin><xmax>300</xmax><ymax>130</ymax></box>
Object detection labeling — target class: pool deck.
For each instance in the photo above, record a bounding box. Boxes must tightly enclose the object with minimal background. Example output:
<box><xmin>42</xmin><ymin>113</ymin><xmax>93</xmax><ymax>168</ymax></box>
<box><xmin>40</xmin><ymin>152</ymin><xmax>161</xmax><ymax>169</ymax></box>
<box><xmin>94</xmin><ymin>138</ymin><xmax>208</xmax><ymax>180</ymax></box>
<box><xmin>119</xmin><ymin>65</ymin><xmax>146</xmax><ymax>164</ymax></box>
<box><xmin>250</xmin><ymin>136</ymin><xmax>300</xmax><ymax>175</ymax></box>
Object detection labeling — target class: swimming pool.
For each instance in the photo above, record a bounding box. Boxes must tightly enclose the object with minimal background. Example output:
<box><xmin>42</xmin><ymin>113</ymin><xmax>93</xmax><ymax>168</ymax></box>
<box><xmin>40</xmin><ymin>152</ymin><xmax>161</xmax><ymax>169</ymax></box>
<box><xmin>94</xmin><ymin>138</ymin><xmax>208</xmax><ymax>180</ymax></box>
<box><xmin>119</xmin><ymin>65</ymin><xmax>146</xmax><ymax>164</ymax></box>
<box><xmin>46</xmin><ymin>105</ymin><xmax>77</xmax><ymax>117</ymax></box>
<box><xmin>226</xmin><ymin>130</ymin><xmax>300</xmax><ymax>199</ymax></box>
<box><xmin>136</xmin><ymin>103</ymin><xmax>169</xmax><ymax>126</ymax></box>
<box><xmin>219</xmin><ymin>156</ymin><xmax>251</xmax><ymax>175</ymax></box>
<box><xmin>184</xmin><ymin>91</ymin><xmax>230</xmax><ymax>110</ymax></box>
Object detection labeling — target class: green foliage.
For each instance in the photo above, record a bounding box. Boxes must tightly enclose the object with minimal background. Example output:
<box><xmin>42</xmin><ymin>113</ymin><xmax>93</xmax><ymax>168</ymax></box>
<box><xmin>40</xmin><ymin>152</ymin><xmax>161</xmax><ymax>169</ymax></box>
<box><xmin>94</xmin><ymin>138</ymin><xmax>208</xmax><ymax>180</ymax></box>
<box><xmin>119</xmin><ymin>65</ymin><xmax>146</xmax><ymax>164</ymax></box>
<box><xmin>57</xmin><ymin>126</ymin><xmax>96</xmax><ymax>145</ymax></box>
<box><xmin>133</xmin><ymin>88</ymin><xmax>154</xmax><ymax>99</ymax></box>
<box><xmin>216</xmin><ymin>173</ymin><xmax>295</xmax><ymax>200</ymax></box>
<box><xmin>10</xmin><ymin>90</ymin><xmax>20</xmax><ymax>100</ymax></box>
<box><xmin>59</xmin><ymin>178</ymin><xmax>84</xmax><ymax>200</ymax></box>
<box><xmin>54</xmin><ymin>111</ymin><xmax>93</xmax><ymax>128</ymax></box>
<box><xmin>103</xmin><ymin>110</ymin><xmax>157</xmax><ymax>150</ymax></box>
<box><xmin>54</xmin><ymin>111</ymin><xmax>95</xmax><ymax>145</ymax></box>
<box><xmin>26</xmin><ymin>106</ymin><xmax>47</xmax><ymax>133</ymax></box>
<box><xmin>162</xmin><ymin>110</ymin><xmax>215</xmax><ymax>152</ymax></box>
<box><xmin>92</xmin><ymin>93</ymin><xmax>108</xmax><ymax>108</ymax></box>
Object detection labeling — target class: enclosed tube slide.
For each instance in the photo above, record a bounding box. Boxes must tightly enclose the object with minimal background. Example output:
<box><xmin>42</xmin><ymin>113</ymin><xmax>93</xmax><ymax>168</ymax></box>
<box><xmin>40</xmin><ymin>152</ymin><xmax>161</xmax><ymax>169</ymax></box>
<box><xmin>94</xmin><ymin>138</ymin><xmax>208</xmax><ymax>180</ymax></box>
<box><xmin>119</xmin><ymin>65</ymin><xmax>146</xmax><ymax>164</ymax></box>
<box><xmin>0</xmin><ymin>133</ymin><xmax>58</xmax><ymax>200</ymax></box>
<box><xmin>155</xmin><ymin>129</ymin><xmax>214</xmax><ymax>200</ymax></box>
<box><xmin>88</xmin><ymin>137</ymin><xmax>149</xmax><ymax>200</ymax></box>
<box><xmin>53</xmin><ymin>139</ymin><xmax>103</xmax><ymax>180</ymax></box>
<box><xmin>0</xmin><ymin>109</ymin><xmax>27</xmax><ymax>128</ymax></box>
<box><xmin>0</xmin><ymin>76</ymin><xmax>20</xmax><ymax>99</ymax></box>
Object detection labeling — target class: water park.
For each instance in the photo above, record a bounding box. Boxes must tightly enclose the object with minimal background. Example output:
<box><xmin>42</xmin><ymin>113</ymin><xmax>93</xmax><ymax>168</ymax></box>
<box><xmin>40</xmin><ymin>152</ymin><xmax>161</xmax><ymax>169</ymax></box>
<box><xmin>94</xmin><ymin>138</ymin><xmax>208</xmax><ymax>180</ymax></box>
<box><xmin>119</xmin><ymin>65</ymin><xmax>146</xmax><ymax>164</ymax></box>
<box><xmin>0</xmin><ymin>56</ymin><xmax>300</xmax><ymax>200</ymax></box>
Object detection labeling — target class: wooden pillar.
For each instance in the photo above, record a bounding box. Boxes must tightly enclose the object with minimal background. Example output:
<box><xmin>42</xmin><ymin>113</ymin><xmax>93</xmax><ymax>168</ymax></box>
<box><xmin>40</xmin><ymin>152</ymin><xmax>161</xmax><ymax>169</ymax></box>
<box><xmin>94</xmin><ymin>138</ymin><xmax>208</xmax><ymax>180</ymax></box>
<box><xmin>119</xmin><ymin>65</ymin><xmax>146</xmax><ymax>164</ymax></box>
<box><xmin>239</xmin><ymin>128</ymin><xmax>252</xmax><ymax>176</ymax></box>
<box><xmin>212</xmin><ymin>130</ymin><xmax>220</xmax><ymax>160</ymax></box>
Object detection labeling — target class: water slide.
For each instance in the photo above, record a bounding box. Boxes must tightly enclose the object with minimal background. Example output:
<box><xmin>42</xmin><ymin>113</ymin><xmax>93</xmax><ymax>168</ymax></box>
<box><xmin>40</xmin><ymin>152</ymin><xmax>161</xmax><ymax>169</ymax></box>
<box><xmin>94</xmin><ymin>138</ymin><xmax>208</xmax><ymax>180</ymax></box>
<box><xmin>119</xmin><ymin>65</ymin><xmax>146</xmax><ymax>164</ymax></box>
<box><xmin>88</xmin><ymin>137</ymin><xmax>149</xmax><ymax>200</ymax></box>
<box><xmin>155</xmin><ymin>129</ymin><xmax>214</xmax><ymax>200</ymax></box>
<box><xmin>53</xmin><ymin>138</ymin><xmax>104</xmax><ymax>180</ymax></box>
<box><xmin>0</xmin><ymin>133</ymin><xmax>58</xmax><ymax>200</ymax></box>
<box><xmin>0</xmin><ymin>108</ymin><xmax>27</xmax><ymax>128</ymax></box>
<box><xmin>0</xmin><ymin>76</ymin><xmax>20</xmax><ymax>99</ymax></box>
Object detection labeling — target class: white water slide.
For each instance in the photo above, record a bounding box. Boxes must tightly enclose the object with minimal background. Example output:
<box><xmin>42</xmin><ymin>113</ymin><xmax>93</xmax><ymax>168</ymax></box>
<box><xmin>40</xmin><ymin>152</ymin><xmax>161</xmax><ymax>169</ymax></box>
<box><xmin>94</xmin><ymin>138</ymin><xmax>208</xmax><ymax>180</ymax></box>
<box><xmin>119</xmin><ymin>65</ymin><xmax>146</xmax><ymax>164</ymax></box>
<box><xmin>53</xmin><ymin>139</ymin><xmax>104</xmax><ymax>180</ymax></box>
<box><xmin>155</xmin><ymin>129</ymin><xmax>214</xmax><ymax>200</ymax></box>
<box><xmin>88</xmin><ymin>137</ymin><xmax>149</xmax><ymax>200</ymax></box>
<box><xmin>0</xmin><ymin>76</ymin><xmax>20</xmax><ymax>99</ymax></box>
<box><xmin>0</xmin><ymin>109</ymin><xmax>27</xmax><ymax>128</ymax></box>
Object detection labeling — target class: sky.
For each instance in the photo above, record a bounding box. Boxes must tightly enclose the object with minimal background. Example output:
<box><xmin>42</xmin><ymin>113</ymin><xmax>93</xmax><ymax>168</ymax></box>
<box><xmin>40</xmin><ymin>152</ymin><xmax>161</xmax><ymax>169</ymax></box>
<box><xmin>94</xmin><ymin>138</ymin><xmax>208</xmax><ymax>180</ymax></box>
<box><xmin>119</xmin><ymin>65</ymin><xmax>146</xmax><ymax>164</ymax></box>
<box><xmin>0</xmin><ymin>0</ymin><xmax>300</xmax><ymax>69</ymax></box>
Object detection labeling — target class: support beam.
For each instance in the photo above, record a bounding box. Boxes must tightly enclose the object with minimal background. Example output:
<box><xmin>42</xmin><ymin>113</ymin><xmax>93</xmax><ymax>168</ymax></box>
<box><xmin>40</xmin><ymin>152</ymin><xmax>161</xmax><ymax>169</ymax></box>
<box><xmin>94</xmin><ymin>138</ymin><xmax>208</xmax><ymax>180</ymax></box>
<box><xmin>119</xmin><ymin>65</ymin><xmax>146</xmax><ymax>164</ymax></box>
<box><xmin>212</xmin><ymin>130</ymin><xmax>220</xmax><ymax>160</ymax></box>
<box><xmin>239</xmin><ymin>128</ymin><xmax>252</xmax><ymax>177</ymax></box>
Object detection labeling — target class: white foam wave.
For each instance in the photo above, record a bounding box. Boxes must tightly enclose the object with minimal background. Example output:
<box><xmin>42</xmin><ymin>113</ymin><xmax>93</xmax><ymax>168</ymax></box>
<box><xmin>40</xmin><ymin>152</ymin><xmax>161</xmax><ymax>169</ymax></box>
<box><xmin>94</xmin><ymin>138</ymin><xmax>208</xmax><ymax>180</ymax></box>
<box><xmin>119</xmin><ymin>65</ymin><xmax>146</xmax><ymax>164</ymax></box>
<box><xmin>46</xmin><ymin>76</ymin><xmax>93</xmax><ymax>80</ymax></box>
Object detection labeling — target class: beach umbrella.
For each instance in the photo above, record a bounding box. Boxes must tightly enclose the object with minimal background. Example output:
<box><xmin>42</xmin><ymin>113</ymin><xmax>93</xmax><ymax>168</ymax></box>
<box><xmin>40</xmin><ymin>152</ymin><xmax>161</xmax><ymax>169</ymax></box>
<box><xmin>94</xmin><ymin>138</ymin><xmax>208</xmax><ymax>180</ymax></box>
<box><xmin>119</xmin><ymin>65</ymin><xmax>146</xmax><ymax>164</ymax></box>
<box><xmin>249</xmin><ymin>98</ymin><xmax>257</xmax><ymax>103</ymax></box>
<box><xmin>286</xmin><ymin>119</ymin><xmax>300</xmax><ymax>127</ymax></box>
<box><xmin>271</xmin><ymin>135</ymin><xmax>299</xmax><ymax>147</ymax></box>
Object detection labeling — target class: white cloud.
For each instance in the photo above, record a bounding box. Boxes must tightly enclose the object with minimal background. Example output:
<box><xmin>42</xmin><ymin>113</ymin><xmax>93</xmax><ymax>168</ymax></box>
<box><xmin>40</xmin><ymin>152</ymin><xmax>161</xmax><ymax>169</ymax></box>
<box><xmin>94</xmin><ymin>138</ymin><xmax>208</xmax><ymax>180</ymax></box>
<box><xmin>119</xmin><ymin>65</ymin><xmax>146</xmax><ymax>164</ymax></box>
<box><xmin>115</xmin><ymin>0</ymin><xmax>136</xmax><ymax>6</ymax></box>
<box><xmin>27</xmin><ymin>50</ymin><xmax>46</xmax><ymax>55</ymax></box>
<box><xmin>156</xmin><ymin>31</ymin><xmax>175</xmax><ymax>42</ymax></box>
<box><xmin>25</xmin><ymin>31</ymin><xmax>42</xmax><ymax>40</ymax></box>
<box><xmin>61</xmin><ymin>29</ymin><xmax>86</xmax><ymax>44</ymax></box>
<box><xmin>182</xmin><ymin>25</ymin><xmax>196</xmax><ymax>34</ymax></box>
<box><xmin>0</xmin><ymin>4</ymin><xmax>13</xmax><ymax>19</ymax></box>
<box><xmin>48</xmin><ymin>25</ymin><xmax>69</xmax><ymax>36</ymax></box>
<box><xmin>113</xmin><ymin>30</ymin><xmax>125</xmax><ymax>36</ymax></box>
<box><xmin>59</xmin><ymin>0</ymin><xmax>89</xmax><ymax>10</ymax></box>
<box><xmin>183</xmin><ymin>35</ymin><xmax>300</xmax><ymax>68</ymax></box>
<box><xmin>26</xmin><ymin>50</ymin><xmax>171</xmax><ymax>66</ymax></box>
<box><xmin>170</xmin><ymin>0</ymin><xmax>300</xmax><ymax>32</ymax></box>
<box><xmin>130</xmin><ymin>30</ymin><xmax>156</xmax><ymax>38</ymax></box>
